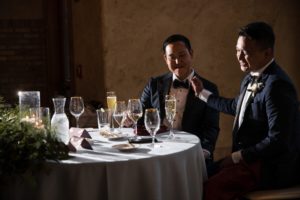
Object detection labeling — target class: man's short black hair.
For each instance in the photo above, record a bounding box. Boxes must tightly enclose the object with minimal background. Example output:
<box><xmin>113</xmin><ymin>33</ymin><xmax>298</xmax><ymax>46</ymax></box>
<box><xmin>162</xmin><ymin>34</ymin><xmax>192</xmax><ymax>53</ymax></box>
<box><xmin>238</xmin><ymin>21</ymin><xmax>275</xmax><ymax>50</ymax></box>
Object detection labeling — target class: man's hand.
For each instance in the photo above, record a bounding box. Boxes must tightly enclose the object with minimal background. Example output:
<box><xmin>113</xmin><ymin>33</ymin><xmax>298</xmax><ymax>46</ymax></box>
<box><xmin>219</xmin><ymin>156</ymin><xmax>235</xmax><ymax>168</ymax></box>
<box><xmin>203</xmin><ymin>149</ymin><xmax>210</xmax><ymax>159</ymax></box>
<box><xmin>231</xmin><ymin>151</ymin><xmax>243</xmax><ymax>164</ymax></box>
<box><xmin>219</xmin><ymin>151</ymin><xmax>243</xmax><ymax>168</ymax></box>
<box><xmin>190</xmin><ymin>76</ymin><xmax>204</xmax><ymax>96</ymax></box>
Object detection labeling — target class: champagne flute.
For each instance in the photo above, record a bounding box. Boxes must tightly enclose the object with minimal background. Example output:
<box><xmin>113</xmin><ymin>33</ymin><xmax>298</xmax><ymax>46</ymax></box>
<box><xmin>113</xmin><ymin>101</ymin><xmax>126</xmax><ymax>133</ymax></box>
<box><xmin>106</xmin><ymin>91</ymin><xmax>117</xmax><ymax>130</ymax></box>
<box><xmin>144</xmin><ymin>108</ymin><xmax>160</xmax><ymax>148</ymax></box>
<box><xmin>69</xmin><ymin>96</ymin><xmax>85</xmax><ymax>128</ymax></box>
<box><xmin>128</xmin><ymin>99</ymin><xmax>143</xmax><ymax>137</ymax></box>
<box><xmin>165</xmin><ymin>95</ymin><xmax>176</xmax><ymax>139</ymax></box>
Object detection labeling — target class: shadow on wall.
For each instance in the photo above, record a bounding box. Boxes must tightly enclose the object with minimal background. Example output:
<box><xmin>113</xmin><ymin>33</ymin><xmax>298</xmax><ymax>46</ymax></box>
<box><xmin>70</xmin><ymin>100</ymin><xmax>104</xmax><ymax>128</ymax></box>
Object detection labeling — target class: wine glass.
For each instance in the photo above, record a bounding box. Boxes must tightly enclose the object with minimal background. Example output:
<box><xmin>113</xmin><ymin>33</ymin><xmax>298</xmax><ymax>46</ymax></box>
<box><xmin>128</xmin><ymin>99</ymin><xmax>143</xmax><ymax>137</ymax></box>
<box><xmin>144</xmin><ymin>108</ymin><xmax>160</xmax><ymax>148</ymax></box>
<box><xmin>165</xmin><ymin>95</ymin><xmax>176</xmax><ymax>139</ymax></box>
<box><xmin>106</xmin><ymin>91</ymin><xmax>117</xmax><ymax>130</ymax></box>
<box><xmin>113</xmin><ymin>101</ymin><xmax>127</xmax><ymax>133</ymax></box>
<box><xmin>69</xmin><ymin>96</ymin><xmax>85</xmax><ymax>128</ymax></box>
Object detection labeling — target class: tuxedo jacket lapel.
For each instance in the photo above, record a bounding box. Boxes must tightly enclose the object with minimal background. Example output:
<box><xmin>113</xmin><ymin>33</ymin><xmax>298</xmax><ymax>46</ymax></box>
<box><xmin>232</xmin><ymin>74</ymin><xmax>253</xmax><ymax>132</ymax></box>
<box><xmin>182</xmin><ymin>86</ymin><xmax>196</xmax><ymax>121</ymax></box>
<box><xmin>260</xmin><ymin>70</ymin><xmax>269</xmax><ymax>87</ymax></box>
<box><xmin>232</xmin><ymin>87</ymin><xmax>247</xmax><ymax>132</ymax></box>
<box><xmin>233</xmin><ymin>71</ymin><xmax>270</xmax><ymax>132</ymax></box>
<box><xmin>161</xmin><ymin>75</ymin><xmax>172</xmax><ymax>97</ymax></box>
<box><xmin>183</xmin><ymin>73</ymin><xmax>203</xmax><ymax>118</ymax></box>
<box><xmin>157</xmin><ymin>74</ymin><xmax>172</xmax><ymax>118</ymax></box>
<box><xmin>244</xmin><ymin>73</ymin><xmax>269</xmax><ymax>117</ymax></box>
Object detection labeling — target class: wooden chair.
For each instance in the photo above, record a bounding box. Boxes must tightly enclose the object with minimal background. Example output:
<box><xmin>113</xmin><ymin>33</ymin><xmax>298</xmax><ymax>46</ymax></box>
<box><xmin>243</xmin><ymin>185</ymin><xmax>300</xmax><ymax>200</ymax></box>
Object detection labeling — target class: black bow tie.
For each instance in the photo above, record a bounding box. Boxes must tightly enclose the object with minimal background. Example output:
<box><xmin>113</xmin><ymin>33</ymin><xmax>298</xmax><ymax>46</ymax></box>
<box><xmin>250</xmin><ymin>75</ymin><xmax>259</xmax><ymax>84</ymax></box>
<box><xmin>173</xmin><ymin>79</ymin><xmax>189</xmax><ymax>89</ymax></box>
<box><xmin>245</xmin><ymin>75</ymin><xmax>258</xmax><ymax>85</ymax></box>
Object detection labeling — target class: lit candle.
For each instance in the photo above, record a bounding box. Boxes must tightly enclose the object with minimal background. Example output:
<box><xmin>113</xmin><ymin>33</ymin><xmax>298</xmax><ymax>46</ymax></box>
<box><xmin>21</xmin><ymin>115</ymin><xmax>36</xmax><ymax>124</ymax></box>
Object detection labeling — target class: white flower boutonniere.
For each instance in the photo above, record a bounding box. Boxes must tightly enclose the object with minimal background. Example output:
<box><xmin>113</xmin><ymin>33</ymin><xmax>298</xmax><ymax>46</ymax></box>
<box><xmin>247</xmin><ymin>82</ymin><xmax>264</xmax><ymax>97</ymax></box>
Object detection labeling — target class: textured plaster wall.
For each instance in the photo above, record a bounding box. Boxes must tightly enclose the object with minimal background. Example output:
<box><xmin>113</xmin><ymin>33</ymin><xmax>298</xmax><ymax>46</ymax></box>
<box><xmin>72</xmin><ymin>0</ymin><xmax>105</xmax><ymax>102</ymax></box>
<box><xmin>72</xmin><ymin>0</ymin><xmax>300</xmax><ymax>159</ymax></box>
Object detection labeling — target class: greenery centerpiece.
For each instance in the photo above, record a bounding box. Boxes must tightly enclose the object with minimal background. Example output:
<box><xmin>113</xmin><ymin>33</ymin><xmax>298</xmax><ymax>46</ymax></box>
<box><xmin>0</xmin><ymin>97</ymin><xmax>69</xmax><ymax>183</ymax></box>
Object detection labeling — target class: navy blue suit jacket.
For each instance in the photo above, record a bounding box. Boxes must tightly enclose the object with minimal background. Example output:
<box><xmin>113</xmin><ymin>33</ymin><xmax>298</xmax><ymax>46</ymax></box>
<box><xmin>140</xmin><ymin>72</ymin><xmax>220</xmax><ymax>158</ymax></box>
<box><xmin>207</xmin><ymin>61</ymin><xmax>300</xmax><ymax>187</ymax></box>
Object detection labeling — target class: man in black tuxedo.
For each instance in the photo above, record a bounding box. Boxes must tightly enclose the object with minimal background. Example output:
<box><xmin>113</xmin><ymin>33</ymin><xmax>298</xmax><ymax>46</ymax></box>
<box><xmin>191</xmin><ymin>22</ymin><xmax>300</xmax><ymax>200</ymax></box>
<box><xmin>140</xmin><ymin>34</ymin><xmax>220</xmax><ymax>164</ymax></box>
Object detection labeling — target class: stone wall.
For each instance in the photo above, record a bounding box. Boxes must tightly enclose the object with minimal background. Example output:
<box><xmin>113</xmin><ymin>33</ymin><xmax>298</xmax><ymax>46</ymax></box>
<box><xmin>70</xmin><ymin>0</ymin><xmax>300</xmax><ymax>159</ymax></box>
<box><xmin>1</xmin><ymin>0</ymin><xmax>299</xmax><ymax>159</ymax></box>
<box><xmin>0</xmin><ymin>0</ymin><xmax>299</xmax><ymax>159</ymax></box>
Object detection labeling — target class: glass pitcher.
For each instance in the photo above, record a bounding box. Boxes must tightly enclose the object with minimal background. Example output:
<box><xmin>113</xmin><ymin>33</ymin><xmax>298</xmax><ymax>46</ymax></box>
<box><xmin>51</xmin><ymin>97</ymin><xmax>70</xmax><ymax>144</ymax></box>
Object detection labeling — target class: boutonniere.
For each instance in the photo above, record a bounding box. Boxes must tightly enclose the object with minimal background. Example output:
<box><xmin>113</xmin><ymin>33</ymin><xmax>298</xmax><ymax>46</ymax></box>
<box><xmin>247</xmin><ymin>81</ymin><xmax>264</xmax><ymax>97</ymax></box>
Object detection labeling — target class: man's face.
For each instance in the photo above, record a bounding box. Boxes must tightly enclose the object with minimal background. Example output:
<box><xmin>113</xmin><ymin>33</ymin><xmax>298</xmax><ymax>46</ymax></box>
<box><xmin>164</xmin><ymin>41</ymin><xmax>193</xmax><ymax>80</ymax></box>
<box><xmin>236</xmin><ymin>36</ymin><xmax>271</xmax><ymax>72</ymax></box>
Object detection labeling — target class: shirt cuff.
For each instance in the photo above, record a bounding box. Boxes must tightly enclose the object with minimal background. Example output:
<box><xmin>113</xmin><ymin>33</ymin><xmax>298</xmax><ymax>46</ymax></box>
<box><xmin>197</xmin><ymin>89</ymin><xmax>212</xmax><ymax>102</ymax></box>
<box><xmin>202</xmin><ymin>148</ymin><xmax>211</xmax><ymax>158</ymax></box>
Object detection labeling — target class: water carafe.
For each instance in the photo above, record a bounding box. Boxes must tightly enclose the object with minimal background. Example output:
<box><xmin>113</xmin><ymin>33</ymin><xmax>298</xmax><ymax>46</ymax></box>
<box><xmin>51</xmin><ymin>97</ymin><xmax>70</xmax><ymax>144</ymax></box>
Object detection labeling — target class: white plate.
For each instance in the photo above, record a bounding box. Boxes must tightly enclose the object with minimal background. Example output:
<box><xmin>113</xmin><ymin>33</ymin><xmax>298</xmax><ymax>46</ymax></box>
<box><xmin>99</xmin><ymin>130</ymin><xmax>127</xmax><ymax>140</ymax></box>
<box><xmin>107</xmin><ymin>134</ymin><xmax>127</xmax><ymax>141</ymax></box>
<box><xmin>112</xmin><ymin>143</ymin><xmax>139</xmax><ymax>152</ymax></box>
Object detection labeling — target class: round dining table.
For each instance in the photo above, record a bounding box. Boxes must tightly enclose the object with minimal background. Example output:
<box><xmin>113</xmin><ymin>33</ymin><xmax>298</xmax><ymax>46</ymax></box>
<box><xmin>1</xmin><ymin>129</ymin><xmax>207</xmax><ymax>200</ymax></box>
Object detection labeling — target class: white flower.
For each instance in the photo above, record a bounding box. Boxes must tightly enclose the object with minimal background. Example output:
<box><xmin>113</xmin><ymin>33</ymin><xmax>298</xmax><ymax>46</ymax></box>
<box><xmin>248</xmin><ymin>82</ymin><xmax>264</xmax><ymax>97</ymax></box>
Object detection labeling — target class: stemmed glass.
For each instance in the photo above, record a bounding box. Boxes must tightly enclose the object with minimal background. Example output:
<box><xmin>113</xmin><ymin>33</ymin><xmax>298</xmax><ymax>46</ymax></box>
<box><xmin>113</xmin><ymin>101</ymin><xmax>127</xmax><ymax>133</ymax></box>
<box><xmin>165</xmin><ymin>95</ymin><xmax>176</xmax><ymax>139</ymax></box>
<box><xmin>127</xmin><ymin>99</ymin><xmax>143</xmax><ymax>137</ymax></box>
<box><xmin>69</xmin><ymin>96</ymin><xmax>85</xmax><ymax>128</ymax></box>
<box><xmin>106</xmin><ymin>91</ymin><xmax>117</xmax><ymax>130</ymax></box>
<box><xmin>144</xmin><ymin>108</ymin><xmax>161</xmax><ymax>148</ymax></box>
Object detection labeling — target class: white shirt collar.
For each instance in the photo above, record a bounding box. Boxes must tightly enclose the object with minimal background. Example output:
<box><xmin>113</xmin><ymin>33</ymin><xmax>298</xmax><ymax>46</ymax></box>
<box><xmin>250</xmin><ymin>58</ymin><xmax>274</xmax><ymax>77</ymax></box>
<box><xmin>172</xmin><ymin>69</ymin><xmax>194</xmax><ymax>82</ymax></box>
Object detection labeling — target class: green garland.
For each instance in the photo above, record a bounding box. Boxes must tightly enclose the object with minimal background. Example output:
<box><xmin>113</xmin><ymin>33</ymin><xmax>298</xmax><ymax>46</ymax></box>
<box><xmin>0</xmin><ymin>98</ymin><xmax>69</xmax><ymax>182</ymax></box>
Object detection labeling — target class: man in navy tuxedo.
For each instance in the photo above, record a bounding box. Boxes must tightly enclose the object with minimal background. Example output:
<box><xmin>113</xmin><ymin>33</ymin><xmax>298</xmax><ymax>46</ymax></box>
<box><xmin>191</xmin><ymin>22</ymin><xmax>300</xmax><ymax>200</ymax></box>
<box><xmin>140</xmin><ymin>34</ymin><xmax>220</xmax><ymax>164</ymax></box>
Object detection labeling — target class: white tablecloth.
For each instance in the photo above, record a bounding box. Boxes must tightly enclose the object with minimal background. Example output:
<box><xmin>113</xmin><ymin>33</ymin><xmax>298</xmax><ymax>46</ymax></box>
<box><xmin>2</xmin><ymin>129</ymin><xmax>207</xmax><ymax>200</ymax></box>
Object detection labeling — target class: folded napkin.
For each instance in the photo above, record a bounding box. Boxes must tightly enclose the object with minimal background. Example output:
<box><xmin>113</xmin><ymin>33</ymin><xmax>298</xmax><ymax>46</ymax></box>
<box><xmin>69</xmin><ymin>127</ymin><xmax>92</xmax><ymax>138</ymax></box>
<box><xmin>68</xmin><ymin>136</ymin><xmax>93</xmax><ymax>152</ymax></box>
<box><xmin>68</xmin><ymin>127</ymin><xmax>93</xmax><ymax>152</ymax></box>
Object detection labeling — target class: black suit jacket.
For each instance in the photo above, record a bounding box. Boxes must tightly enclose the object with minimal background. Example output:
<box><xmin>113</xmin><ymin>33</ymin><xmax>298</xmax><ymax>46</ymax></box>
<box><xmin>207</xmin><ymin>61</ymin><xmax>300</xmax><ymax>187</ymax></box>
<box><xmin>140</xmin><ymin>72</ymin><xmax>220</xmax><ymax>158</ymax></box>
